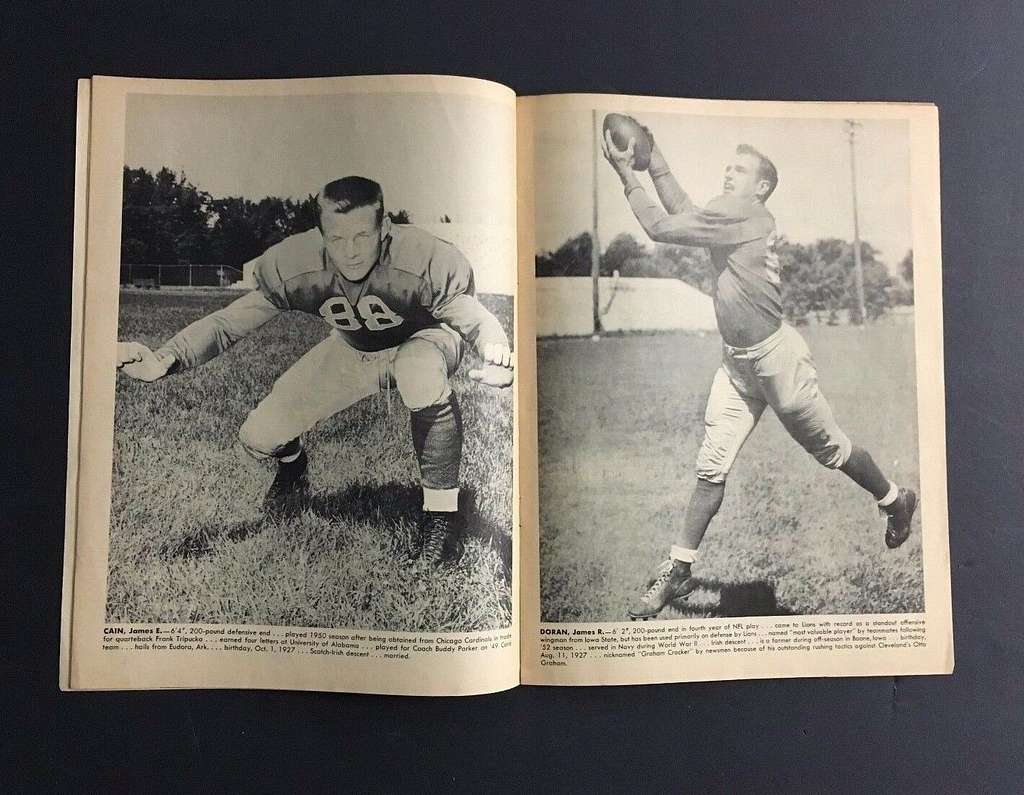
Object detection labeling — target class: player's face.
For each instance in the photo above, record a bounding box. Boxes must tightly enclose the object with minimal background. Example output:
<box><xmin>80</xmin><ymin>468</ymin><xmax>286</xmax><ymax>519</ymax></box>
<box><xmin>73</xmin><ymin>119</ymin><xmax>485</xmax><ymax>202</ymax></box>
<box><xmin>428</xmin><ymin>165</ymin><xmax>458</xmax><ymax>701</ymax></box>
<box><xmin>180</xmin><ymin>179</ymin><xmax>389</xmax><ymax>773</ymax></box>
<box><xmin>723</xmin><ymin>153</ymin><xmax>767</xmax><ymax>201</ymax></box>
<box><xmin>321</xmin><ymin>203</ymin><xmax>386</xmax><ymax>281</ymax></box>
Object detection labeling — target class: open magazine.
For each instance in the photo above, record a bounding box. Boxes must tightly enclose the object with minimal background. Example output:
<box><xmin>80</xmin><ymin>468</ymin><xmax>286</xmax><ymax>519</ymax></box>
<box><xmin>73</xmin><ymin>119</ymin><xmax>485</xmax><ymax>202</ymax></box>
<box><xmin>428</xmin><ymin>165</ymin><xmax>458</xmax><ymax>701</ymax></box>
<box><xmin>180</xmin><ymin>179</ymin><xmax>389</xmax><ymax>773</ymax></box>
<box><xmin>62</xmin><ymin>75</ymin><xmax>951</xmax><ymax>694</ymax></box>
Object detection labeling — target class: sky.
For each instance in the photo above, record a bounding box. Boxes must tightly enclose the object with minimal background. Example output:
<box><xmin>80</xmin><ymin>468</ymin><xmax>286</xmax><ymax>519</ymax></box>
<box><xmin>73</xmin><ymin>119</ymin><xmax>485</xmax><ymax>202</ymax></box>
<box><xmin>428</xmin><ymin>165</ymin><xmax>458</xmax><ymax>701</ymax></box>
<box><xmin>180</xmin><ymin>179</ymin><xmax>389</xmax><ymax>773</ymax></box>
<box><xmin>124</xmin><ymin>91</ymin><xmax>516</xmax><ymax>292</ymax></box>
<box><xmin>533</xmin><ymin>110</ymin><xmax>913</xmax><ymax>268</ymax></box>
<box><xmin>125</xmin><ymin>91</ymin><xmax>515</xmax><ymax>228</ymax></box>
<box><xmin>123</xmin><ymin>95</ymin><xmax>913</xmax><ymax>280</ymax></box>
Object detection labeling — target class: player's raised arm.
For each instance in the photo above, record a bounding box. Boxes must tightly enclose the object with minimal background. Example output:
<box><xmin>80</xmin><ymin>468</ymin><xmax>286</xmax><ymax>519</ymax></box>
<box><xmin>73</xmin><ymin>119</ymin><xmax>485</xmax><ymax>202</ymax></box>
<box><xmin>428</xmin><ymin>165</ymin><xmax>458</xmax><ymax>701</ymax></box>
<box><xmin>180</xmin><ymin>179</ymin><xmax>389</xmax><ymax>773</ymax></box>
<box><xmin>603</xmin><ymin>131</ymin><xmax>763</xmax><ymax>249</ymax></box>
<box><xmin>643</xmin><ymin>127</ymin><xmax>693</xmax><ymax>215</ymax></box>
<box><xmin>601</xmin><ymin>118</ymin><xmax>691</xmax><ymax>213</ymax></box>
<box><xmin>425</xmin><ymin>244</ymin><xmax>513</xmax><ymax>389</ymax></box>
<box><xmin>625</xmin><ymin>191</ymin><xmax>767</xmax><ymax>248</ymax></box>
<box><xmin>117</xmin><ymin>288</ymin><xmax>282</xmax><ymax>381</ymax></box>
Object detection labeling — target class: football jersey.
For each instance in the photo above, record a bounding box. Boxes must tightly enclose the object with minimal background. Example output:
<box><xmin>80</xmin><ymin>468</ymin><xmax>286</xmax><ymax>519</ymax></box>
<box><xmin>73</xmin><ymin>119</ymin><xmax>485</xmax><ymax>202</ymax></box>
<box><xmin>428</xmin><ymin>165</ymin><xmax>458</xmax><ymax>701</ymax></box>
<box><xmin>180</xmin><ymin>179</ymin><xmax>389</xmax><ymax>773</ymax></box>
<box><xmin>254</xmin><ymin>225</ymin><xmax>484</xmax><ymax>352</ymax></box>
<box><xmin>628</xmin><ymin>187</ymin><xmax>783</xmax><ymax>347</ymax></box>
<box><xmin>158</xmin><ymin>225</ymin><xmax>508</xmax><ymax>370</ymax></box>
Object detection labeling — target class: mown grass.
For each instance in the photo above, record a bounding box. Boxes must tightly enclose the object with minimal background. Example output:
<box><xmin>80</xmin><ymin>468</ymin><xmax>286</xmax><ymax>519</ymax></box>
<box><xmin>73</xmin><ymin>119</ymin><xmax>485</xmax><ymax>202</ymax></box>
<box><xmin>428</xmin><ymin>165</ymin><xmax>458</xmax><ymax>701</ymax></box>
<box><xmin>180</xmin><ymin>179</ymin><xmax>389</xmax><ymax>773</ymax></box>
<box><xmin>108</xmin><ymin>289</ymin><xmax>513</xmax><ymax>631</ymax></box>
<box><xmin>538</xmin><ymin>322</ymin><xmax>923</xmax><ymax>621</ymax></box>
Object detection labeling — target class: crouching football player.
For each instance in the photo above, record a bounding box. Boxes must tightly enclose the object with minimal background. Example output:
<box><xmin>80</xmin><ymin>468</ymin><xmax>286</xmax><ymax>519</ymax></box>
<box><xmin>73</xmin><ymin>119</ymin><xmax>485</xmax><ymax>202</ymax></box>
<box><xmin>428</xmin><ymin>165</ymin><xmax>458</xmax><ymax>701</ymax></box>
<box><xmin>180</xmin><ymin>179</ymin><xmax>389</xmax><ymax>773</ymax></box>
<box><xmin>602</xmin><ymin>122</ymin><xmax>918</xmax><ymax>619</ymax></box>
<box><xmin>116</xmin><ymin>176</ymin><xmax>513</xmax><ymax>567</ymax></box>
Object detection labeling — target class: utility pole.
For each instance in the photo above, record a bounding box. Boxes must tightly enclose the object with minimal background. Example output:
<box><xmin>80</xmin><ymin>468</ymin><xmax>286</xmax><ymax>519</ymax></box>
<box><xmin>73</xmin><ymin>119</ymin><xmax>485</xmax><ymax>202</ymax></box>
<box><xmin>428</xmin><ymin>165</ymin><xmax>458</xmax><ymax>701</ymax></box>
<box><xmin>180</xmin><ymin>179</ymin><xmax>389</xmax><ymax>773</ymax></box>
<box><xmin>845</xmin><ymin>119</ymin><xmax>867</xmax><ymax>326</ymax></box>
<box><xmin>591</xmin><ymin>109</ymin><xmax>603</xmax><ymax>337</ymax></box>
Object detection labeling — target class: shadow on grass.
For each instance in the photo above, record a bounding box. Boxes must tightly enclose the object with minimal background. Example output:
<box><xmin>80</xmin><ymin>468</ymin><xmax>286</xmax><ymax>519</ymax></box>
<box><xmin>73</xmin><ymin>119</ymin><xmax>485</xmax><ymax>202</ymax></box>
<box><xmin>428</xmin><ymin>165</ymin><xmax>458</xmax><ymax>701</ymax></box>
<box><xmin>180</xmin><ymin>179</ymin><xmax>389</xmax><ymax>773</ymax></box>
<box><xmin>308</xmin><ymin>482</ymin><xmax>512</xmax><ymax>584</ymax></box>
<box><xmin>159</xmin><ymin>520</ymin><xmax>266</xmax><ymax>558</ymax></box>
<box><xmin>666</xmin><ymin>578</ymin><xmax>794</xmax><ymax>618</ymax></box>
<box><xmin>163</xmin><ymin>482</ymin><xmax>513</xmax><ymax>584</ymax></box>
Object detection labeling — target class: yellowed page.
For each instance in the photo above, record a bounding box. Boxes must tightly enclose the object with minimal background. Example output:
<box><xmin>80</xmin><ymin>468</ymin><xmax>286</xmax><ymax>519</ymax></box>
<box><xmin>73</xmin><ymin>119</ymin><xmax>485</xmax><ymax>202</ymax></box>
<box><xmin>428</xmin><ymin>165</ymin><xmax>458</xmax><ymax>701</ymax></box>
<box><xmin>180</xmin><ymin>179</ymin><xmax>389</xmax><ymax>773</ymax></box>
<box><xmin>519</xmin><ymin>93</ymin><xmax>950</xmax><ymax>686</ymax></box>
<box><xmin>63</xmin><ymin>74</ymin><xmax>518</xmax><ymax>695</ymax></box>
<box><xmin>60</xmin><ymin>79</ymin><xmax>93</xmax><ymax>690</ymax></box>
<box><xmin>515</xmin><ymin>98</ymin><xmax>540</xmax><ymax>687</ymax></box>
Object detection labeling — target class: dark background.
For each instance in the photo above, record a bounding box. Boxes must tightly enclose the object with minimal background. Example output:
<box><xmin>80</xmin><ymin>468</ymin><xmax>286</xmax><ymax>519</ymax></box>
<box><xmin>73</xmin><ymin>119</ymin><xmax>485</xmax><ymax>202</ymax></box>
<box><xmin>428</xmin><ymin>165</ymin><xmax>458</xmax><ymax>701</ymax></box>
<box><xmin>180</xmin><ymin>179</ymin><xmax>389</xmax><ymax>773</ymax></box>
<box><xmin>4</xmin><ymin>1</ymin><xmax>1023</xmax><ymax>789</ymax></box>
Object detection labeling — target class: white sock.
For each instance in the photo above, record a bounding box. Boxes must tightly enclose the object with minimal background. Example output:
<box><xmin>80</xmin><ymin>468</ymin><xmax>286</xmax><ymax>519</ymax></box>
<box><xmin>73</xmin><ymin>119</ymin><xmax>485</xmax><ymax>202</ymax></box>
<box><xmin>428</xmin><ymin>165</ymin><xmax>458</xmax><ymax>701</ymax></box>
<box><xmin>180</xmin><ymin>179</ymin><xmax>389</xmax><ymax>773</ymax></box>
<box><xmin>280</xmin><ymin>449</ymin><xmax>302</xmax><ymax>464</ymax></box>
<box><xmin>878</xmin><ymin>482</ymin><xmax>899</xmax><ymax>508</ymax></box>
<box><xmin>670</xmin><ymin>545</ymin><xmax>698</xmax><ymax>564</ymax></box>
<box><xmin>423</xmin><ymin>487</ymin><xmax>459</xmax><ymax>513</ymax></box>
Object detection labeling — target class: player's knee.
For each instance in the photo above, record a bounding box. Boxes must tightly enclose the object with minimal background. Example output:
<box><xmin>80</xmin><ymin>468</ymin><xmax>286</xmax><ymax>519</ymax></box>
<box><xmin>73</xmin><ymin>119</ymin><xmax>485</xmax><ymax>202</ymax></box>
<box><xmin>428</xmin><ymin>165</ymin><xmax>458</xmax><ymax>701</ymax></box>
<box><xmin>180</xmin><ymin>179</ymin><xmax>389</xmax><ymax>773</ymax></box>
<box><xmin>399</xmin><ymin>374</ymin><xmax>451</xmax><ymax>412</ymax></box>
<box><xmin>695</xmin><ymin>444</ymin><xmax>730</xmax><ymax>484</ymax></box>
<box><xmin>810</xmin><ymin>443</ymin><xmax>842</xmax><ymax>469</ymax></box>
<box><xmin>774</xmin><ymin>395</ymin><xmax>810</xmax><ymax>418</ymax></box>
<box><xmin>695</xmin><ymin>466</ymin><xmax>728</xmax><ymax>484</ymax></box>
<box><xmin>782</xmin><ymin>407</ymin><xmax>852</xmax><ymax>471</ymax></box>
<box><xmin>238</xmin><ymin>414</ymin><xmax>285</xmax><ymax>460</ymax></box>
<box><xmin>394</xmin><ymin>343</ymin><xmax>450</xmax><ymax>411</ymax></box>
<box><xmin>810</xmin><ymin>433</ymin><xmax>852</xmax><ymax>470</ymax></box>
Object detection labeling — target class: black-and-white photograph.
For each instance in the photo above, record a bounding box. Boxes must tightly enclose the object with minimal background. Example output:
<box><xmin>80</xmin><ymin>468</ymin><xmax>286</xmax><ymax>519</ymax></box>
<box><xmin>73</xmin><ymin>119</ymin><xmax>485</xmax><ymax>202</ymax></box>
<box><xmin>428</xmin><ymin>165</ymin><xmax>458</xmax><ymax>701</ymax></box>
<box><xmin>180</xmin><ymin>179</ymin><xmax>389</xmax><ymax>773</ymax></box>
<box><xmin>536</xmin><ymin>109</ymin><xmax>922</xmax><ymax>622</ymax></box>
<box><xmin>109</xmin><ymin>89</ymin><xmax>515</xmax><ymax>632</ymax></box>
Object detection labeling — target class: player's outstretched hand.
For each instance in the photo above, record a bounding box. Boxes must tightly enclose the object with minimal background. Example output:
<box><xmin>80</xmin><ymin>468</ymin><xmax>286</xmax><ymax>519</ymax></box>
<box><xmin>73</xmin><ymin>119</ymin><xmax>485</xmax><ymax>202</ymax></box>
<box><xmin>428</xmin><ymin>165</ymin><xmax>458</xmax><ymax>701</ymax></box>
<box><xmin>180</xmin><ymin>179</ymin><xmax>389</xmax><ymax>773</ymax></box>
<box><xmin>602</xmin><ymin>129</ymin><xmax>636</xmax><ymax>173</ymax></box>
<box><xmin>116</xmin><ymin>341</ymin><xmax>173</xmax><ymax>382</ymax></box>
<box><xmin>469</xmin><ymin>343</ymin><xmax>514</xmax><ymax>389</ymax></box>
<box><xmin>637</xmin><ymin>120</ymin><xmax>655</xmax><ymax>151</ymax></box>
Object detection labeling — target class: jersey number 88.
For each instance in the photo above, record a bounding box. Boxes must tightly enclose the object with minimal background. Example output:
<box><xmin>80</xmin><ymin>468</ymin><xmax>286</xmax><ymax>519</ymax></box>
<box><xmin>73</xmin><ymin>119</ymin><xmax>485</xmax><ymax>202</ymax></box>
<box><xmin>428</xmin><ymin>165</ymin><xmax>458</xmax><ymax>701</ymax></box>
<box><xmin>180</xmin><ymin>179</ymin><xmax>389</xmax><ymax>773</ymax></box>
<box><xmin>319</xmin><ymin>295</ymin><xmax>404</xmax><ymax>332</ymax></box>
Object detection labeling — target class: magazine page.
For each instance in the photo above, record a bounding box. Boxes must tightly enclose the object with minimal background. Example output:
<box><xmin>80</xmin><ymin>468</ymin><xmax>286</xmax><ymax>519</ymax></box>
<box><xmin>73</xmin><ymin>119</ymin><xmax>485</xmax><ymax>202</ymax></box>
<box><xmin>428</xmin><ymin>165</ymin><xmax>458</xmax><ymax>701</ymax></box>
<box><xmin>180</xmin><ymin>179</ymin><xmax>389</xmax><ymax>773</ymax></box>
<box><xmin>61</xmin><ymin>74</ymin><xmax>519</xmax><ymax>695</ymax></box>
<box><xmin>518</xmin><ymin>93</ymin><xmax>951</xmax><ymax>686</ymax></box>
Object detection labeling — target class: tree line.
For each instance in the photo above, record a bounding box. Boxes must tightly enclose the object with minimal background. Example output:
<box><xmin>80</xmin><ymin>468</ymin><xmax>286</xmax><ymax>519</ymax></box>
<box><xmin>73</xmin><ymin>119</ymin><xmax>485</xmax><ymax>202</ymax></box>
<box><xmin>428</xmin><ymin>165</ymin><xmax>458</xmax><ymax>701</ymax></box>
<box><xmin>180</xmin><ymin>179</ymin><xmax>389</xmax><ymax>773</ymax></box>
<box><xmin>536</xmin><ymin>231</ymin><xmax>914</xmax><ymax>323</ymax></box>
<box><xmin>121</xmin><ymin>166</ymin><xmax>415</xmax><ymax>269</ymax></box>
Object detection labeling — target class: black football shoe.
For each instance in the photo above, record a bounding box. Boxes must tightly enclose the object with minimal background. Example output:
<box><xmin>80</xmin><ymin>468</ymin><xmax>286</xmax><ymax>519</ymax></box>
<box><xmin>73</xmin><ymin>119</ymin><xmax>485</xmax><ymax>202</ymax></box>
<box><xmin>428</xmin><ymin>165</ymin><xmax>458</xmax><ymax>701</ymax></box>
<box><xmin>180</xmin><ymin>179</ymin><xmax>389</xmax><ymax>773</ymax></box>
<box><xmin>628</xmin><ymin>559</ymin><xmax>697</xmax><ymax>620</ymax></box>
<box><xmin>413</xmin><ymin>511</ymin><xmax>466</xmax><ymax>567</ymax></box>
<box><xmin>882</xmin><ymin>487</ymin><xmax>918</xmax><ymax>549</ymax></box>
<box><xmin>262</xmin><ymin>449</ymin><xmax>310</xmax><ymax>520</ymax></box>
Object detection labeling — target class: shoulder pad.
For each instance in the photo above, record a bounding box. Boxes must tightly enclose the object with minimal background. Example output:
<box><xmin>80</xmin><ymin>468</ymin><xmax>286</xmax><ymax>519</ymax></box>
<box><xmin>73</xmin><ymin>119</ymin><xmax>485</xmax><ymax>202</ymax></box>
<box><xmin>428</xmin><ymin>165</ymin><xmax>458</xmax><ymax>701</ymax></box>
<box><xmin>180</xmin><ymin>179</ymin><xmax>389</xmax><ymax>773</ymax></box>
<box><xmin>386</xmin><ymin>225</ymin><xmax>444</xmax><ymax>278</ymax></box>
<box><xmin>260</xmin><ymin>228</ymin><xmax>326</xmax><ymax>283</ymax></box>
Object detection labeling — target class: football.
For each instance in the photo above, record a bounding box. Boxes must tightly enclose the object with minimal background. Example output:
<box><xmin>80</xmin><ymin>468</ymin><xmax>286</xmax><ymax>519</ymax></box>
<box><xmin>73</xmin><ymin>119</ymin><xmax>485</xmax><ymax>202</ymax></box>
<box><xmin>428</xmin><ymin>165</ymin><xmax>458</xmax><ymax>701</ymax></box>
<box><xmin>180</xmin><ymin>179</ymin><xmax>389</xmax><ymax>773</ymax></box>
<box><xmin>602</xmin><ymin>113</ymin><xmax>652</xmax><ymax>171</ymax></box>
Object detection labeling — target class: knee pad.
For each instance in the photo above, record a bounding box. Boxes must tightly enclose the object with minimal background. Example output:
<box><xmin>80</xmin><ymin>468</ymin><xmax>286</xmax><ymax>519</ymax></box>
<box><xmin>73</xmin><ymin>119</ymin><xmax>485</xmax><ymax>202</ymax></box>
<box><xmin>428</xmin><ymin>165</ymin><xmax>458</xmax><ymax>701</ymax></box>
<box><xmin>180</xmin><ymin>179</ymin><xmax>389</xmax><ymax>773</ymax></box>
<box><xmin>394</xmin><ymin>344</ymin><xmax>450</xmax><ymax>411</ymax></box>
<box><xmin>238</xmin><ymin>415</ymin><xmax>283</xmax><ymax>460</ymax></box>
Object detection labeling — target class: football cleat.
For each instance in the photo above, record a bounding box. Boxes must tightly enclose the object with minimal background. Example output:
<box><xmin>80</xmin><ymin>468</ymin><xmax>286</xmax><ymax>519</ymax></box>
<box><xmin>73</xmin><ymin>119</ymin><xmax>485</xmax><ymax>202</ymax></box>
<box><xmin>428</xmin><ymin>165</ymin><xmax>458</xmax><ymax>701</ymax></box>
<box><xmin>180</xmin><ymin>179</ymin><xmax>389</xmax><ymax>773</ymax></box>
<box><xmin>413</xmin><ymin>511</ymin><xmax>466</xmax><ymax>567</ymax></box>
<box><xmin>262</xmin><ymin>449</ymin><xmax>310</xmax><ymax>520</ymax></box>
<box><xmin>882</xmin><ymin>487</ymin><xmax>918</xmax><ymax>549</ymax></box>
<box><xmin>628</xmin><ymin>558</ymin><xmax>697</xmax><ymax>620</ymax></box>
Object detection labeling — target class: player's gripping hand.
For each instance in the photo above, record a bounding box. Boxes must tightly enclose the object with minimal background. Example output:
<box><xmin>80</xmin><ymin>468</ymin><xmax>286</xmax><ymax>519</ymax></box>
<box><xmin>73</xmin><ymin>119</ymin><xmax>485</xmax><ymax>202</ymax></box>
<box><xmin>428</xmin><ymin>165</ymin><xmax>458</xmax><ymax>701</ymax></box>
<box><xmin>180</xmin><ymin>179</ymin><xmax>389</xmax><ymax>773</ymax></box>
<box><xmin>116</xmin><ymin>341</ymin><xmax>174</xmax><ymax>382</ymax></box>
<box><xmin>602</xmin><ymin>129</ymin><xmax>637</xmax><ymax>174</ymax></box>
<box><xmin>469</xmin><ymin>343</ymin><xmax>514</xmax><ymax>389</ymax></box>
<box><xmin>643</xmin><ymin>126</ymin><xmax>670</xmax><ymax>173</ymax></box>
<box><xmin>628</xmin><ymin>116</ymin><xmax>657</xmax><ymax>159</ymax></box>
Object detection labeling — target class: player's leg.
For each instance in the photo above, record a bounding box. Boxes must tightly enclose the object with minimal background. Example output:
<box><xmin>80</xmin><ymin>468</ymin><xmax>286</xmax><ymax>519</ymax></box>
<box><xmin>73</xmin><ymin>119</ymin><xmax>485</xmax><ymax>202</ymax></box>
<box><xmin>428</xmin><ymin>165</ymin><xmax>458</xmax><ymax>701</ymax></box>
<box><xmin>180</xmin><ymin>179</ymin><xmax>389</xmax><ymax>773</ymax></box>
<box><xmin>840</xmin><ymin>445</ymin><xmax>892</xmax><ymax>500</ymax></box>
<box><xmin>629</xmin><ymin>364</ymin><xmax>765</xmax><ymax>619</ymax></box>
<box><xmin>760</xmin><ymin>326</ymin><xmax>918</xmax><ymax>548</ymax></box>
<box><xmin>238</xmin><ymin>334</ymin><xmax>381</xmax><ymax>517</ymax></box>
<box><xmin>840</xmin><ymin>446</ymin><xmax>917</xmax><ymax>548</ymax></box>
<box><xmin>683</xmin><ymin>362</ymin><xmax>766</xmax><ymax>548</ymax></box>
<box><xmin>390</xmin><ymin>325</ymin><xmax>466</xmax><ymax>565</ymax></box>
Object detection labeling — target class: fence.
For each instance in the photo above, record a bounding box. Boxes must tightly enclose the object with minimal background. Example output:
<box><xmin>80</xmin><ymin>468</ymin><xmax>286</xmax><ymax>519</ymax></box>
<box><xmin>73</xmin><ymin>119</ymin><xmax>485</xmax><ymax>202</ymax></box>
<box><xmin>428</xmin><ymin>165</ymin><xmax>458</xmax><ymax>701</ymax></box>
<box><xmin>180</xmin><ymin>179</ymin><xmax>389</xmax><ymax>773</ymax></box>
<box><xmin>536</xmin><ymin>276</ymin><xmax>717</xmax><ymax>337</ymax></box>
<box><xmin>120</xmin><ymin>263</ymin><xmax>243</xmax><ymax>288</ymax></box>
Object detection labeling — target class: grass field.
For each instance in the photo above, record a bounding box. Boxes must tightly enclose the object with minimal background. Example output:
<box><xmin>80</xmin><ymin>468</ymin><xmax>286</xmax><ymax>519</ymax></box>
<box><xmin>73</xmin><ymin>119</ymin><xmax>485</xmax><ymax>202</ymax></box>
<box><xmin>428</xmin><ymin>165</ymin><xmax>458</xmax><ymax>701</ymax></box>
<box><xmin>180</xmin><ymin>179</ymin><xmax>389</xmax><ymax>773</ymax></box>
<box><xmin>538</xmin><ymin>322</ymin><xmax>923</xmax><ymax>622</ymax></box>
<box><xmin>108</xmin><ymin>289</ymin><xmax>513</xmax><ymax>632</ymax></box>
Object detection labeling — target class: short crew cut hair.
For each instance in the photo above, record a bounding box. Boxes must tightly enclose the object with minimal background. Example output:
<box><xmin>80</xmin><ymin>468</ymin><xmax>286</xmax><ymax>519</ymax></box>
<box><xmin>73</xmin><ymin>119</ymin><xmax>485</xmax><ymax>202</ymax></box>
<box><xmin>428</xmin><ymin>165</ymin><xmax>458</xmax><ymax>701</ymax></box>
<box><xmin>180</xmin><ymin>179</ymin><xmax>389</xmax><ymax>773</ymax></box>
<box><xmin>736</xmin><ymin>144</ymin><xmax>779</xmax><ymax>201</ymax></box>
<box><xmin>319</xmin><ymin>176</ymin><xmax>384</xmax><ymax>226</ymax></box>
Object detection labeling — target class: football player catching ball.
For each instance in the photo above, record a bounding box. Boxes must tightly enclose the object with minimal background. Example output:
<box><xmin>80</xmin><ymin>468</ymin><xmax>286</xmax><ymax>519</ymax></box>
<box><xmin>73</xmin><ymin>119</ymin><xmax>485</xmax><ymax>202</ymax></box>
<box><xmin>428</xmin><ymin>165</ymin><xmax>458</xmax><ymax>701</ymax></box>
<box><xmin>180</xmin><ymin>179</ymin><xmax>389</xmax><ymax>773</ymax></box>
<box><xmin>602</xmin><ymin>119</ymin><xmax>918</xmax><ymax>619</ymax></box>
<box><xmin>117</xmin><ymin>176</ymin><xmax>514</xmax><ymax>567</ymax></box>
